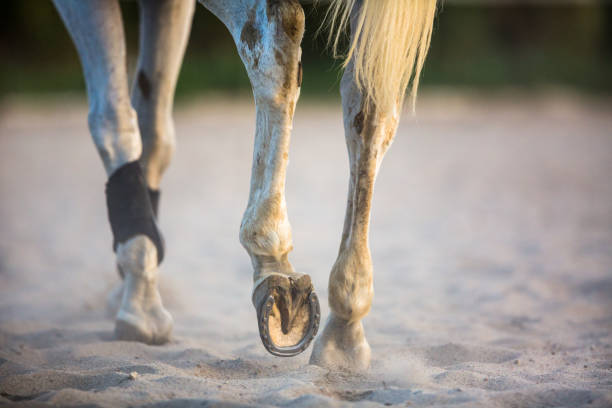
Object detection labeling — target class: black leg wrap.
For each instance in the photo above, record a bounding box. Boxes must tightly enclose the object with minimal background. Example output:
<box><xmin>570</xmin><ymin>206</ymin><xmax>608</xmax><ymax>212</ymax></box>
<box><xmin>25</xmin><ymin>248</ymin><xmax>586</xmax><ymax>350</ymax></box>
<box><xmin>148</xmin><ymin>188</ymin><xmax>160</xmax><ymax>219</ymax></box>
<box><xmin>106</xmin><ymin>161</ymin><xmax>165</xmax><ymax>265</ymax></box>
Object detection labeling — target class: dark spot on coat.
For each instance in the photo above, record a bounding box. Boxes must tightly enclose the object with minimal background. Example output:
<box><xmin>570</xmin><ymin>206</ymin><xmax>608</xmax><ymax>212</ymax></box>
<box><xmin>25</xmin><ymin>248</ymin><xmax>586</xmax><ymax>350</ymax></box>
<box><xmin>297</xmin><ymin>61</ymin><xmax>302</xmax><ymax>87</ymax></box>
<box><xmin>240</xmin><ymin>10</ymin><xmax>260</xmax><ymax>51</ymax></box>
<box><xmin>137</xmin><ymin>70</ymin><xmax>151</xmax><ymax>100</ymax></box>
<box><xmin>353</xmin><ymin>111</ymin><xmax>365</xmax><ymax>134</ymax></box>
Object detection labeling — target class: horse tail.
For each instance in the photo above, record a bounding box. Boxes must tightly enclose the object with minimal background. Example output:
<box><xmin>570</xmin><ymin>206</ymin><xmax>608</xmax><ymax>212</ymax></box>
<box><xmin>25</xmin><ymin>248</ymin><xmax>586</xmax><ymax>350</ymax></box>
<box><xmin>324</xmin><ymin>0</ymin><xmax>437</xmax><ymax>113</ymax></box>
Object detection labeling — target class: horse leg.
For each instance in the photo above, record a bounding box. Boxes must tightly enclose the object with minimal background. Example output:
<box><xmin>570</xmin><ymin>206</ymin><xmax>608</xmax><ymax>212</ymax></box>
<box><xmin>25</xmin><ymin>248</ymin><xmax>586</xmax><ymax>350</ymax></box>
<box><xmin>310</xmin><ymin>58</ymin><xmax>400</xmax><ymax>370</ymax></box>
<box><xmin>199</xmin><ymin>0</ymin><xmax>320</xmax><ymax>356</ymax></box>
<box><xmin>53</xmin><ymin>0</ymin><xmax>172</xmax><ymax>344</ymax></box>
<box><xmin>107</xmin><ymin>0</ymin><xmax>195</xmax><ymax>316</ymax></box>
<box><xmin>133</xmin><ymin>0</ymin><xmax>194</xmax><ymax>202</ymax></box>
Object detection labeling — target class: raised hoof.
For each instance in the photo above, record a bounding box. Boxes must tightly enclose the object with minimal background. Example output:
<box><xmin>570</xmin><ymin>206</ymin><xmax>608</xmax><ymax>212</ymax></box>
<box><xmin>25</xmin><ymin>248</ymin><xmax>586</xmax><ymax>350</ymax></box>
<box><xmin>253</xmin><ymin>274</ymin><xmax>320</xmax><ymax>357</ymax></box>
<box><xmin>310</xmin><ymin>314</ymin><xmax>371</xmax><ymax>371</ymax></box>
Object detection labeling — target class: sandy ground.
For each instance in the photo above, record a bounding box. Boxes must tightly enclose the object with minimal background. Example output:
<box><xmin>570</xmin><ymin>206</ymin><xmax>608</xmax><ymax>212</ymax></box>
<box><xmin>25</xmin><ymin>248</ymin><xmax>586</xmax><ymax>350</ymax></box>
<box><xmin>0</xmin><ymin>91</ymin><xmax>611</xmax><ymax>407</ymax></box>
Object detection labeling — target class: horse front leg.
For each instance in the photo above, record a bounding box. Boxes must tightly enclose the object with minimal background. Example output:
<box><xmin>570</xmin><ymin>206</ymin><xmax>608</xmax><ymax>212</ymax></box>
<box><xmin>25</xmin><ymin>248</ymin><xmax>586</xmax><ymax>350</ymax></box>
<box><xmin>106</xmin><ymin>0</ymin><xmax>195</xmax><ymax>318</ymax></box>
<box><xmin>310</xmin><ymin>59</ymin><xmax>400</xmax><ymax>370</ymax></box>
<box><xmin>53</xmin><ymin>0</ymin><xmax>172</xmax><ymax>344</ymax></box>
<box><xmin>200</xmin><ymin>0</ymin><xmax>320</xmax><ymax>356</ymax></box>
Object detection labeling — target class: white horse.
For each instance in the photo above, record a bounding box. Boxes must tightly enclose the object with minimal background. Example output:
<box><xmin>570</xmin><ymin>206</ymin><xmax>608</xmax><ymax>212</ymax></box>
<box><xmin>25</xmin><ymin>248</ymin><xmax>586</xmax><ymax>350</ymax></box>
<box><xmin>52</xmin><ymin>0</ymin><xmax>436</xmax><ymax>371</ymax></box>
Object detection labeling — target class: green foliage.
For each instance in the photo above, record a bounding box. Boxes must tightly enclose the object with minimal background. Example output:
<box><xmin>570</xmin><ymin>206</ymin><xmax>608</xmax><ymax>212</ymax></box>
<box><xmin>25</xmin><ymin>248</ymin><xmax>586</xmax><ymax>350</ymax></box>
<box><xmin>0</xmin><ymin>2</ymin><xmax>610</xmax><ymax>99</ymax></box>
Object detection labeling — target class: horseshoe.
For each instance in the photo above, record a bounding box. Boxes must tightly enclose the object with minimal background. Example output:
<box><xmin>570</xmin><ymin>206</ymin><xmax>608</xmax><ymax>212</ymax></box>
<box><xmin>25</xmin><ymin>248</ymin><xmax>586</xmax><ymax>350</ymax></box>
<box><xmin>258</xmin><ymin>291</ymin><xmax>320</xmax><ymax>357</ymax></box>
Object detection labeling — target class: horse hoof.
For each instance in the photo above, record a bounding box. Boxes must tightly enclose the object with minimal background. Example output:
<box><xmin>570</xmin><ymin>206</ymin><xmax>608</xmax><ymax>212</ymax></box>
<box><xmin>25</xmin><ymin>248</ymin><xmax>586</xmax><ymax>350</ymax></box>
<box><xmin>310</xmin><ymin>314</ymin><xmax>371</xmax><ymax>371</ymax></box>
<box><xmin>253</xmin><ymin>274</ymin><xmax>320</xmax><ymax>357</ymax></box>
<box><xmin>115</xmin><ymin>308</ymin><xmax>173</xmax><ymax>345</ymax></box>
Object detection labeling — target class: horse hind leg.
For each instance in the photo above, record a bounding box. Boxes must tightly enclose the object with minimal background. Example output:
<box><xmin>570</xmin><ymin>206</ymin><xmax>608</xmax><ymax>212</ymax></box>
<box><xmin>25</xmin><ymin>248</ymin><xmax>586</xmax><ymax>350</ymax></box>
<box><xmin>53</xmin><ymin>0</ymin><xmax>172</xmax><ymax>344</ymax></box>
<box><xmin>132</xmin><ymin>0</ymin><xmax>195</xmax><ymax>202</ymax></box>
<box><xmin>200</xmin><ymin>0</ymin><xmax>320</xmax><ymax>356</ymax></box>
<box><xmin>310</xmin><ymin>59</ymin><xmax>400</xmax><ymax>370</ymax></box>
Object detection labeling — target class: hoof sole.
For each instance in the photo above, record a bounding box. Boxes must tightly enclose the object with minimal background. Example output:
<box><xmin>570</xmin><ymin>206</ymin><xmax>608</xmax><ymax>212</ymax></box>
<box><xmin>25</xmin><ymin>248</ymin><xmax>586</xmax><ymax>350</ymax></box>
<box><xmin>254</xmin><ymin>274</ymin><xmax>320</xmax><ymax>357</ymax></box>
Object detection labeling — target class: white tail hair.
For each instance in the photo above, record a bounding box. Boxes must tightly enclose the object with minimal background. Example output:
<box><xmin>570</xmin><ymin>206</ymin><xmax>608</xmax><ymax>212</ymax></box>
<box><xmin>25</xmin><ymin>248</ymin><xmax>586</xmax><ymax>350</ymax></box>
<box><xmin>325</xmin><ymin>0</ymin><xmax>437</xmax><ymax>113</ymax></box>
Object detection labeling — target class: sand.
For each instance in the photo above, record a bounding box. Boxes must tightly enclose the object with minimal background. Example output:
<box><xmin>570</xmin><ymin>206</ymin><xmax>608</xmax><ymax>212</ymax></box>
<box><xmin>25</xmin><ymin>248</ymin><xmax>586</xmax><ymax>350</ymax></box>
<box><xmin>0</xmin><ymin>91</ymin><xmax>611</xmax><ymax>407</ymax></box>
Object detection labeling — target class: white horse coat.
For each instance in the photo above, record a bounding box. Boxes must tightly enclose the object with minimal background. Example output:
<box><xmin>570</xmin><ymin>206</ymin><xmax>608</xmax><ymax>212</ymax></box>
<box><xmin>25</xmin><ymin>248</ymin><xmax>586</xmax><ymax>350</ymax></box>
<box><xmin>52</xmin><ymin>0</ymin><xmax>436</xmax><ymax>371</ymax></box>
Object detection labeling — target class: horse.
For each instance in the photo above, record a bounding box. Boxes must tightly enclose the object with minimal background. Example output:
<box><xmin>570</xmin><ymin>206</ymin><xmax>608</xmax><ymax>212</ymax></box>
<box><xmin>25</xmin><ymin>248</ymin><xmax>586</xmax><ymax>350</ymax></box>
<box><xmin>52</xmin><ymin>0</ymin><xmax>437</xmax><ymax>371</ymax></box>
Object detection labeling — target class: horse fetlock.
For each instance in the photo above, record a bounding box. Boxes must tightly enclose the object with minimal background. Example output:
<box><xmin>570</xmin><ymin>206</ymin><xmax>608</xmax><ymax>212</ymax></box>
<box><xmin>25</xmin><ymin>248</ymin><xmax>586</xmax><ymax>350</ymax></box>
<box><xmin>328</xmin><ymin>247</ymin><xmax>374</xmax><ymax>322</ymax></box>
<box><xmin>240</xmin><ymin>223</ymin><xmax>292</xmax><ymax>257</ymax></box>
<box><xmin>116</xmin><ymin>235</ymin><xmax>159</xmax><ymax>280</ymax></box>
<box><xmin>239</xmin><ymin>201</ymin><xmax>293</xmax><ymax>273</ymax></box>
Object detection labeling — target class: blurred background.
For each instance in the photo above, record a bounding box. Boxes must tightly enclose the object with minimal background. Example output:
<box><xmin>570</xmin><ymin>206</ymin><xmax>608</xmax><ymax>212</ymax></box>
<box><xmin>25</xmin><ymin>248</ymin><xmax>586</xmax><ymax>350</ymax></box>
<box><xmin>1</xmin><ymin>0</ymin><xmax>611</xmax><ymax>101</ymax></box>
